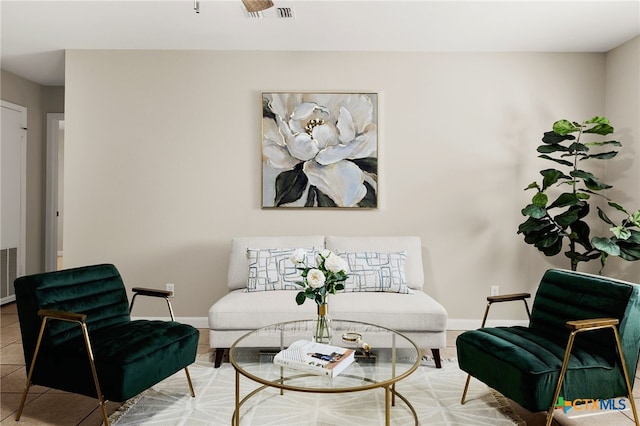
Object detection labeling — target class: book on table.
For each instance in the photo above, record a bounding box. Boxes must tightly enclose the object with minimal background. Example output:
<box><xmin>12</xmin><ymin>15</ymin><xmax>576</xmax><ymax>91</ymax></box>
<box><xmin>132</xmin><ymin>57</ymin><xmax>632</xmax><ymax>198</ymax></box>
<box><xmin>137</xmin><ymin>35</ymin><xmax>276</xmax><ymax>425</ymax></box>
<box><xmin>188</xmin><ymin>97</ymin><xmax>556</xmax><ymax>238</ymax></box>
<box><xmin>273</xmin><ymin>340</ymin><xmax>355</xmax><ymax>378</ymax></box>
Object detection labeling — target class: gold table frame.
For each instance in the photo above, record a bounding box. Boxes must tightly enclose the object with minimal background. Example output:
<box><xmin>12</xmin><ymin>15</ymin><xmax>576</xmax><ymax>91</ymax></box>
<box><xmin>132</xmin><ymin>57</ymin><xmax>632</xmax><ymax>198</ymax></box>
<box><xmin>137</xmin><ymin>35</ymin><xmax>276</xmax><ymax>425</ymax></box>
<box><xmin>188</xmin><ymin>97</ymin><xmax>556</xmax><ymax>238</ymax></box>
<box><xmin>230</xmin><ymin>319</ymin><xmax>421</xmax><ymax>426</ymax></box>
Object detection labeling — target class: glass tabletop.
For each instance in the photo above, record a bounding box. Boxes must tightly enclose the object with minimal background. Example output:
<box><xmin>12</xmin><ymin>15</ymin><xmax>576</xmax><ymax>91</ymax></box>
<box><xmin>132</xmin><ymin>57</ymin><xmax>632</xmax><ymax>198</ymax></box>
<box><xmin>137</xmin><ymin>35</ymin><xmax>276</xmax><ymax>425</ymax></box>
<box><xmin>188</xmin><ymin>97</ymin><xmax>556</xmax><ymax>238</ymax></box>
<box><xmin>229</xmin><ymin>319</ymin><xmax>421</xmax><ymax>392</ymax></box>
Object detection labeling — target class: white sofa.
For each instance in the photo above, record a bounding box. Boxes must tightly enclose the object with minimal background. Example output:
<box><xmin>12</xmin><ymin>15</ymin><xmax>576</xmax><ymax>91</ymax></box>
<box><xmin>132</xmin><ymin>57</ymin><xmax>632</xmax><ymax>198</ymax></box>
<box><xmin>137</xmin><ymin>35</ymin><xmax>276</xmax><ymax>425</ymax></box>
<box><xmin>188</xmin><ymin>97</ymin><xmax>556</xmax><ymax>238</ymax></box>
<box><xmin>208</xmin><ymin>236</ymin><xmax>448</xmax><ymax>367</ymax></box>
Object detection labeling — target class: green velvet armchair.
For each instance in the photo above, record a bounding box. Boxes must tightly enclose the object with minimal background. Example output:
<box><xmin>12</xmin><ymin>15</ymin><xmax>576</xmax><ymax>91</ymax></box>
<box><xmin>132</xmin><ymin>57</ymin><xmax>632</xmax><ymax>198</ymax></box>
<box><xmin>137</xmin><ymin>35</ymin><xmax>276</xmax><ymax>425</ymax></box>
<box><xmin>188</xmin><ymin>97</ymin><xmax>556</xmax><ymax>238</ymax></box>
<box><xmin>13</xmin><ymin>264</ymin><xmax>200</xmax><ymax>425</ymax></box>
<box><xmin>456</xmin><ymin>269</ymin><xmax>639</xmax><ymax>426</ymax></box>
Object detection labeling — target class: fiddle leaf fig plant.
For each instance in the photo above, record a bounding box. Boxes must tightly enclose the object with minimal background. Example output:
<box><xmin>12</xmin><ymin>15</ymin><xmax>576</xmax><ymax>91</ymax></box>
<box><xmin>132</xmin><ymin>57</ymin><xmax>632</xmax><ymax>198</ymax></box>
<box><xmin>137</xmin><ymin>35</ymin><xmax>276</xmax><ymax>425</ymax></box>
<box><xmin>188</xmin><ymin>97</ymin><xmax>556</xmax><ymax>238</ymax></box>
<box><xmin>518</xmin><ymin>117</ymin><xmax>640</xmax><ymax>272</ymax></box>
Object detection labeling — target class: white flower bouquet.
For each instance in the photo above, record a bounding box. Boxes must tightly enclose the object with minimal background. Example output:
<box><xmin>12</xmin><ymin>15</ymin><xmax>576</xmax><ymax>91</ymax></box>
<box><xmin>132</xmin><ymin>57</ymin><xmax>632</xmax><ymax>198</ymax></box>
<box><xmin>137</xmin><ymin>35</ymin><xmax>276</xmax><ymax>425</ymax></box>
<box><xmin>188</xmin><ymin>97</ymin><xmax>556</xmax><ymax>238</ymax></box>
<box><xmin>290</xmin><ymin>249</ymin><xmax>349</xmax><ymax>306</ymax></box>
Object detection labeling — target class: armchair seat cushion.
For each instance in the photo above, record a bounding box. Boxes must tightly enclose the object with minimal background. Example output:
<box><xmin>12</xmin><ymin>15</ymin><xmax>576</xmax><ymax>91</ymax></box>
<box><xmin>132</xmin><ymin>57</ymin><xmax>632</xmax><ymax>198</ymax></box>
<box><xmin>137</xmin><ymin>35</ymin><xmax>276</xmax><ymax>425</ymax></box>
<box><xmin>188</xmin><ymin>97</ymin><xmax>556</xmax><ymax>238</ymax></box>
<box><xmin>34</xmin><ymin>320</ymin><xmax>199</xmax><ymax>402</ymax></box>
<box><xmin>457</xmin><ymin>269</ymin><xmax>640</xmax><ymax>414</ymax></box>
<box><xmin>457</xmin><ymin>325</ymin><xmax>622</xmax><ymax>412</ymax></box>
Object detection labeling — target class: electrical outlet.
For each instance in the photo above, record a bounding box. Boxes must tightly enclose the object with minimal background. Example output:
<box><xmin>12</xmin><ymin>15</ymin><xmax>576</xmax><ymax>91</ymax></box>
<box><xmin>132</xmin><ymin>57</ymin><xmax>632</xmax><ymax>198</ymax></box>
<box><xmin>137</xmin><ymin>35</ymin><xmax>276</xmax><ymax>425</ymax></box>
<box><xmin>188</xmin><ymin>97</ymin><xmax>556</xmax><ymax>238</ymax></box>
<box><xmin>490</xmin><ymin>285</ymin><xmax>499</xmax><ymax>296</ymax></box>
<box><xmin>166</xmin><ymin>283</ymin><xmax>175</xmax><ymax>296</ymax></box>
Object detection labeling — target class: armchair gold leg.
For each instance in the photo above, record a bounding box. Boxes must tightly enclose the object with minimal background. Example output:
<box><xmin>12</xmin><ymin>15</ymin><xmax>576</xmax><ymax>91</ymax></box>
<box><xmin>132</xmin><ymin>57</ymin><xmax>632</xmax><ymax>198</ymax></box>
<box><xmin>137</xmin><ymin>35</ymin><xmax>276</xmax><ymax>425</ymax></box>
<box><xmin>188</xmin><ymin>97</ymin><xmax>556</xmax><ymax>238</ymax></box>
<box><xmin>546</xmin><ymin>324</ymin><xmax>639</xmax><ymax>426</ymax></box>
<box><xmin>612</xmin><ymin>327</ymin><xmax>639</xmax><ymax>426</ymax></box>
<box><xmin>461</xmin><ymin>374</ymin><xmax>471</xmax><ymax>404</ymax></box>
<box><xmin>185</xmin><ymin>367</ymin><xmax>195</xmax><ymax>397</ymax></box>
<box><xmin>16</xmin><ymin>317</ymin><xmax>48</xmax><ymax>421</ymax></box>
<box><xmin>79</xmin><ymin>322</ymin><xmax>110</xmax><ymax>426</ymax></box>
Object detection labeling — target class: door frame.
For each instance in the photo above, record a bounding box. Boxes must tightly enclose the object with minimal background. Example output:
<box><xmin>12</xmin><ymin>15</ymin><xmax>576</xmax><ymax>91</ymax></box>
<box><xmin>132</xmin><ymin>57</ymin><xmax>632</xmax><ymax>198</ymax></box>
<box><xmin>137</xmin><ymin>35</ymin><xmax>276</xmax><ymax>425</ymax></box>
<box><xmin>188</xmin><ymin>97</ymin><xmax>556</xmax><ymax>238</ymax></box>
<box><xmin>1</xmin><ymin>100</ymin><xmax>27</xmax><ymax>302</ymax></box>
<box><xmin>45</xmin><ymin>113</ymin><xmax>64</xmax><ymax>272</ymax></box>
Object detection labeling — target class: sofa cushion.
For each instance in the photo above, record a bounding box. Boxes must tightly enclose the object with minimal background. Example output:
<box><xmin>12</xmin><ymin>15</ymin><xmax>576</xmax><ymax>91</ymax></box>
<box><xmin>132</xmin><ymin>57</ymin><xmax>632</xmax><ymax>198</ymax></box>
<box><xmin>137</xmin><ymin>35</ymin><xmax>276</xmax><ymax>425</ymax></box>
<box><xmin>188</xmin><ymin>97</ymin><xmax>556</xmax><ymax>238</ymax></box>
<box><xmin>336</xmin><ymin>250</ymin><xmax>410</xmax><ymax>293</ymax></box>
<box><xmin>326</xmin><ymin>236</ymin><xmax>424</xmax><ymax>290</ymax></box>
<box><xmin>209</xmin><ymin>289</ymin><xmax>447</xmax><ymax>332</ymax></box>
<box><xmin>227</xmin><ymin>236</ymin><xmax>325</xmax><ymax>290</ymax></box>
<box><xmin>209</xmin><ymin>289</ymin><xmax>317</xmax><ymax>328</ymax></box>
<box><xmin>246</xmin><ymin>247</ymin><xmax>319</xmax><ymax>292</ymax></box>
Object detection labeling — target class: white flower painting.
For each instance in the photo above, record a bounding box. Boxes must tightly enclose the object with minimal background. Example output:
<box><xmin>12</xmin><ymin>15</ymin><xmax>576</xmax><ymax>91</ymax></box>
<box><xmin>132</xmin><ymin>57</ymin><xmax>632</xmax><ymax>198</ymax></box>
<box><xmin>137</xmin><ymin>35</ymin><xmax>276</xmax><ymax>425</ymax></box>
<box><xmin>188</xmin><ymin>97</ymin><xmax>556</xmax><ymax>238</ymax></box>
<box><xmin>262</xmin><ymin>92</ymin><xmax>378</xmax><ymax>208</ymax></box>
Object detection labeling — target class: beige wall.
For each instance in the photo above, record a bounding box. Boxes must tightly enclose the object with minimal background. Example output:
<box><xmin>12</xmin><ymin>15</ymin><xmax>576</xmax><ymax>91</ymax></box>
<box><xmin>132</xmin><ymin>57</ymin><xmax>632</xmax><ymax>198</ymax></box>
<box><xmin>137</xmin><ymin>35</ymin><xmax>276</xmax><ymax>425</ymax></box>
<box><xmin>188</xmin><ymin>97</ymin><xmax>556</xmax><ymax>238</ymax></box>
<box><xmin>605</xmin><ymin>36</ymin><xmax>640</xmax><ymax>282</ymax></box>
<box><xmin>63</xmin><ymin>49</ymin><xmax>638</xmax><ymax>323</ymax></box>
<box><xmin>0</xmin><ymin>70</ymin><xmax>64</xmax><ymax>274</ymax></box>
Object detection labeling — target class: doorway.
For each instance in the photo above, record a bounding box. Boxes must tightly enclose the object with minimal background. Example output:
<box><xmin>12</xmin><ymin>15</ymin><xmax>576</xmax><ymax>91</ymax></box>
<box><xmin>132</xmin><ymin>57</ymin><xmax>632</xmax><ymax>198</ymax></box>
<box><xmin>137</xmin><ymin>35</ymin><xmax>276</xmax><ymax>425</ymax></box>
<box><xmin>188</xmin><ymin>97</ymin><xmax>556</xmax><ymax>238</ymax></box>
<box><xmin>1</xmin><ymin>101</ymin><xmax>27</xmax><ymax>304</ymax></box>
<box><xmin>45</xmin><ymin>113</ymin><xmax>64</xmax><ymax>271</ymax></box>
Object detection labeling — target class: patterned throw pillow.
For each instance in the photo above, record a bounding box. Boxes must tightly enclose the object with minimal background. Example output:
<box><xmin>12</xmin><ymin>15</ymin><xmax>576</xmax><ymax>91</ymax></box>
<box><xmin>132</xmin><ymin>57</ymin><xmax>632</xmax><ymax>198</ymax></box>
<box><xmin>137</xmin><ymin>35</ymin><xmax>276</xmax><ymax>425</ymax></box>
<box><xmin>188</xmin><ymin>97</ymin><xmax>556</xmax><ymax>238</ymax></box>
<box><xmin>246</xmin><ymin>248</ymin><xmax>318</xmax><ymax>292</ymax></box>
<box><xmin>337</xmin><ymin>251</ymin><xmax>410</xmax><ymax>294</ymax></box>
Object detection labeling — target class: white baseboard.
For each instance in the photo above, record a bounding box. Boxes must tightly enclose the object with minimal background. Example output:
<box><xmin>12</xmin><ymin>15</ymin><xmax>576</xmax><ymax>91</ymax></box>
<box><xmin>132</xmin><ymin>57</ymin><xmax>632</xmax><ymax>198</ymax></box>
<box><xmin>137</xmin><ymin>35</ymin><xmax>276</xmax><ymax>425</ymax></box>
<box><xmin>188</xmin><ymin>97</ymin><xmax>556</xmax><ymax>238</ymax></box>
<box><xmin>133</xmin><ymin>317</ymin><xmax>528</xmax><ymax>331</ymax></box>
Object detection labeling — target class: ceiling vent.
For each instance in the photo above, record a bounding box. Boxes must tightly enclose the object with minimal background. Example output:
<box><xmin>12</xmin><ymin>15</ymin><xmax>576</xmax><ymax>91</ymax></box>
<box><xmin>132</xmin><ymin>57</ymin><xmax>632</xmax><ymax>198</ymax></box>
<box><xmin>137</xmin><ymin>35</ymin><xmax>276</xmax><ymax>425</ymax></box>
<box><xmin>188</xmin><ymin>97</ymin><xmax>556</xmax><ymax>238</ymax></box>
<box><xmin>276</xmin><ymin>7</ymin><xmax>295</xmax><ymax>19</ymax></box>
<box><xmin>243</xmin><ymin>6</ymin><xmax>295</xmax><ymax>19</ymax></box>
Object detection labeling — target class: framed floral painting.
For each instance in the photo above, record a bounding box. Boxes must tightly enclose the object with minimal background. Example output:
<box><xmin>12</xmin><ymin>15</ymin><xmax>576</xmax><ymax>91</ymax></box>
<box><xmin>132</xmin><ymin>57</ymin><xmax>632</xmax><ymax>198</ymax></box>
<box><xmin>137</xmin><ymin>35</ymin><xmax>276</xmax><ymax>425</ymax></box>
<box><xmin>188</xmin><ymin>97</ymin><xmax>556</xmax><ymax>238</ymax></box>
<box><xmin>261</xmin><ymin>92</ymin><xmax>378</xmax><ymax>208</ymax></box>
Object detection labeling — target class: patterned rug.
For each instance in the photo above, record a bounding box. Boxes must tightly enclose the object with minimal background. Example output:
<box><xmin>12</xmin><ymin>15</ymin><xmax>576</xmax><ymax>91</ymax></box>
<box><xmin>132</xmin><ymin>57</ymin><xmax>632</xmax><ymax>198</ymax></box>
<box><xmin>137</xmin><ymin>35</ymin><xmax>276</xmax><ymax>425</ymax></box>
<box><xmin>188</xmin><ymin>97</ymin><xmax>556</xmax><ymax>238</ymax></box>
<box><xmin>108</xmin><ymin>355</ymin><xmax>525</xmax><ymax>425</ymax></box>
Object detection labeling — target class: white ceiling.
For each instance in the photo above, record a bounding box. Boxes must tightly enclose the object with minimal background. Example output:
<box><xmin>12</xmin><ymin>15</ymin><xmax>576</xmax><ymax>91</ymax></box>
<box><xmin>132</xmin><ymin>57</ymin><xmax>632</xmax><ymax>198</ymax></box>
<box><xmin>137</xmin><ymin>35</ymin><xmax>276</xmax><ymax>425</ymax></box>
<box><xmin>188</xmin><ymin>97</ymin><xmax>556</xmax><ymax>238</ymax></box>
<box><xmin>2</xmin><ymin>0</ymin><xmax>639</xmax><ymax>86</ymax></box>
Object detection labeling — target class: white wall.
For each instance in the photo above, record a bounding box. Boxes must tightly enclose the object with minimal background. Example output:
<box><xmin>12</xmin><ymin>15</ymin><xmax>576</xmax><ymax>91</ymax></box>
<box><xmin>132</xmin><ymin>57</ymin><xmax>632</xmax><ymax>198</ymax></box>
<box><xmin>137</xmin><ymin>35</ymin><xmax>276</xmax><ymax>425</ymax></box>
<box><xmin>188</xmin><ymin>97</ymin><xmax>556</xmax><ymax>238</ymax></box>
<box><xmin>605</xmin><ymin>36</ymin><xmax>640</xmax><ymax>283</ymax></box>
<box><xmin>64</xmin><ymin>49</ymin><xmax>637</xmax><ymax>323</ymax></box>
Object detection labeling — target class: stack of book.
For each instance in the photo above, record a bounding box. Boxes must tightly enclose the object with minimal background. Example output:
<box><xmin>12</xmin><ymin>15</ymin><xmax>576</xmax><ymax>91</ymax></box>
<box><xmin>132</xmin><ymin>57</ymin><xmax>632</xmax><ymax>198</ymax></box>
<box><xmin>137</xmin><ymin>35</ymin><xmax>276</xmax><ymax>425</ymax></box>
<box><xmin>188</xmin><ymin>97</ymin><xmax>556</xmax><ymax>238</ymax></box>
<box><xmin>273</xmin><ymin>340</ymin><xmax>355</xmax><ymax>378</ymax></box>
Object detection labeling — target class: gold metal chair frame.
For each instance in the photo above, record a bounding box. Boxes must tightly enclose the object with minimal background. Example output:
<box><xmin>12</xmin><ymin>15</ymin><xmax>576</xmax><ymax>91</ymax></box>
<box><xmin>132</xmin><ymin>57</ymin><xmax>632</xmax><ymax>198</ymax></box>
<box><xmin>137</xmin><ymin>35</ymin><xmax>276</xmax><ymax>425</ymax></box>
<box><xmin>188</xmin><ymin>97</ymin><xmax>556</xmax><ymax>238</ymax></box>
<box><xmin>16</xmin><ymin>287</ymin><xmax>195</xmax><ymax>426</ymax></box>
<box><xmin>460</xmin><ymin>293</ymin><xmax>639</xmax><ymax>426</ymax></box>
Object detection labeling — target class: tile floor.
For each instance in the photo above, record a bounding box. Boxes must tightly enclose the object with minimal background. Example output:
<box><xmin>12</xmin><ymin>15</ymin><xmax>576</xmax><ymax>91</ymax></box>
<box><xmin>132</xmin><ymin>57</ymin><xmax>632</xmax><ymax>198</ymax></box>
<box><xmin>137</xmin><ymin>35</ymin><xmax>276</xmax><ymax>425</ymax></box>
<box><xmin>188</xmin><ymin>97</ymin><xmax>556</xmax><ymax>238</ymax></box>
<box><xmin>1</xmin><ymin>302</ymin><xmax>638</xmax><ymax>425</ymax></box>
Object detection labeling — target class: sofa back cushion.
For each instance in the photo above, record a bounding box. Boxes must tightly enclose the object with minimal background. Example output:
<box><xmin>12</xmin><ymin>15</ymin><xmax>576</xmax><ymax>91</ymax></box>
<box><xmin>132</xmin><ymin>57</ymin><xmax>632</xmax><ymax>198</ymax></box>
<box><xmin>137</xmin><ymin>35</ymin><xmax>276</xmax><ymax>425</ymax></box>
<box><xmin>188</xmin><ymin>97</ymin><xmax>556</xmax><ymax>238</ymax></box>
<box><xmin>325</xmin><ymin>236</ymin><xmax>424</xmax><ymax>290</ymax></box>
<box><xmin>227</xmin><ymin>236</ymin><xmax>326</xmax><ymax>290</ymax></box>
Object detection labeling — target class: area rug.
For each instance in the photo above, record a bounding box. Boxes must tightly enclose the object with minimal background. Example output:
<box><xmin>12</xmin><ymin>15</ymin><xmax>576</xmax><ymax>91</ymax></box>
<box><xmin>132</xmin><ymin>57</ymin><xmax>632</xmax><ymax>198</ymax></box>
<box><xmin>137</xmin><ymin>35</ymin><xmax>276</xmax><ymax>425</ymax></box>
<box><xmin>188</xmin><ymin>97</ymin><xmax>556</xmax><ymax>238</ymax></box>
<box><xmin>108</xmin><ymin>355</ymin><xmax>525</xmax><ymax>425</ymax></box>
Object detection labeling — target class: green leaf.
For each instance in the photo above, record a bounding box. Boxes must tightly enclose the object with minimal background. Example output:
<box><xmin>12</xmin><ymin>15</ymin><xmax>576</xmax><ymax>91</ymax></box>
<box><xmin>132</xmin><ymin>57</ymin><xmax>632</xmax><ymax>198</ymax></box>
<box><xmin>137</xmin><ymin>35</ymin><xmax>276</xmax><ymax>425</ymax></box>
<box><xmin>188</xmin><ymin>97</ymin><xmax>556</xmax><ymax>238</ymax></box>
<box><xmin>540</xmin><ymin>169</ymin><xmax>562</xmax><ymax>190</ymax></box>
<box><xmin>592</xmin><ymin>237</ymin><xmax>621</xmax><ymax>256</ymax></box>
<box><xmin>631</xmin><ymin>210</ymin><xmax>640</xmax><ymax>227</ymax></box>
<box><xmin>586</xmin><ymin>140</ymin><xmax>621</xmax><ymax>147</ymax></box>
<box><xmin>576</xmin><ymin>192</ymin><xmax>590</xmax><ymax>200</ymax></box>
<box><xmin>585</xmin><ymin>151</ymin><xmax>618</xmax><ymax>160</ymax></box>
<box><xmin>535</xmin><ymin>234</ymin><xmax>559</xmax><ymax>249</ymax></box>
<box><xmin>597</xmin><ymin>206</ymin><xmax>616</xmax><ymax>226</ymax></box>
<box><xmin>607</xmin><ymin>202</ymin><xmax>629</xmax><ymax>214</ymax></box>
<box><xmin>532</xmin><ymin>192</ymin><xmax>548</xmax><ymax>208</ymax></box>
<box><xmin>553</xmin><ymin>120</ymin><xmax>579</xmax><ymax>136</ymax></box>
<box><xmin>571</xmin><ymin>170</ymin><xmax>612</xmax><ymax>191</ymax></box>
<box><xmin>568</xmin><ymin>142</ymin><xmax>588</xmax><ymax>152</ymax></box>
<box><xmin>569</xmin><ymin>220</ymin><xmax>593</xmax><ymax>250</ymax></box>
<box><xmin>585</xmin><ymin>116</ymin><xmax>610</xmax><ymax>125</ymax></box>
<box><xmin>611</xmin><ymin>226</ymin><xmax>632</xmax><ymax>240</ymax></box>
<box><xmin>584</xmin><ymin>123</ymin><xmax>614</xmax><ymax>135</ymax></box>
<box><xmin>295</xmin><ymin>291</ymin><xmax>307</xmax><ymax>305</ymax></box>
<box><xmin>542</xmin><ymin>131</ymin><xmax>575</xmax><ymax>144</ymax></box>
<box><xmin>555</xmin><ymin>208</ymin><xmax>580</xmax><ymax>228</ymax></box>
<box><xmin>522</xmin><ymin>204</ymin><xmax>546</xmax><ymax>219</ymax></box>
<box><xmin>537</xmin><ymin>144</ymin><xmax>570</xmax><ymax>154</ymax></box>
<box><xmin>542</xmin><ymin>238</ymin><xmax>563</xmax><ymax>256</ymax></box>
<box><xmin>619</xmin><ymin>245</ymin><xmax>640</xmax><ymax>261</ymax></box>
<box><xmin>538</xmin><ymin>154</ymin><xmax>573</xmax><ymax>167</ymax></box>
<box><xmin>518</xmin><ymin>216</ymin><xmax>551</xmax><ymax>233</ymax></box>
<box><xmin>274</xmin><ymin>163</ymin><xmax>308</xmax><ymax>206</ymax></box>
<box><xmin>565</xmin><ymin>250</ymin><xmax>600</xmax><ymax>262</ymax></box>
<box><xmin>525</xmin><ymin>182</ymin><xmax>540</xmax><ymax>191</ymax></box>
<box><xmin>548</xmin><ymin>193</ymin><xmax>579</xmax><ymax>209</ymax></box>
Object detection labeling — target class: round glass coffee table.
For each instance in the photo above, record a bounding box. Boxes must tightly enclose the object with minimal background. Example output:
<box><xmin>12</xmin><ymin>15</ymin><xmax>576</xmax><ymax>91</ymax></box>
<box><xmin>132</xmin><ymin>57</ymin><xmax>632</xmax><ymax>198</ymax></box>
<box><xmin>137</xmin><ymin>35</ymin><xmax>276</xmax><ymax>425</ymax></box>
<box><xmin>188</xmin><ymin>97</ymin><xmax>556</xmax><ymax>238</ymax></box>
<box><xmin>229</xmin><ymin>319</ymin><xmax>421</xmax><ymax>425</ymax></box>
